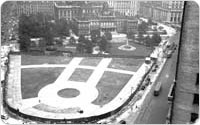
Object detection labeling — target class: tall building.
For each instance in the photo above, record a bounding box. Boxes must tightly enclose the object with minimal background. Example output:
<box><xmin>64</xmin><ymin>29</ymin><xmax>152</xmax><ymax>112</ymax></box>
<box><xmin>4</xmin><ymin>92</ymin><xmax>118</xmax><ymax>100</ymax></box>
<box><xmin>16</xmin><ymin>1</ymin><xmax>55</xmax><ymax>17</ymax></box>
<box><xmin>107</xmin><ymin>0</ymin><xmax>139</xmax><ymax>16</ymax></box>
<box><xmin>139</xmin><ymin>1</ymin><xmax>184</xmax><ymax>24</ymax></box>
<box><xmin>167</xmin><ymin>1</ymin><xmax>199</xmax><ymax>124</ymax></box>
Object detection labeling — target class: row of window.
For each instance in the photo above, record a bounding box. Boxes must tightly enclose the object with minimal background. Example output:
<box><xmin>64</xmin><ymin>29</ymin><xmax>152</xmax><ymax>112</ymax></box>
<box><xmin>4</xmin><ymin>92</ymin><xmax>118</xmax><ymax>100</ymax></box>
<box><xmin>170</xmin><ymin>16</ymin><xmax>181</xmax><ymax>23</ymax></box>
<box><xmin>17</xmin><ymin>9</ymin><xmax>54</xmax><ymax>15</ymax></box>
<box><xmin>171</xmin><ymin>1</ymin><xmax>184</xmax><ymax>9</ymax></box>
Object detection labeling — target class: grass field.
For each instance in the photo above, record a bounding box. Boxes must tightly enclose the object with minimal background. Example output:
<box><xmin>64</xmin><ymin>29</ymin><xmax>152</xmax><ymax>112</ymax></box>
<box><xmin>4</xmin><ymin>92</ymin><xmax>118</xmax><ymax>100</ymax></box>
<box><xmin>92</xmin><ymin>71</ymin><xmax>132</xmax><ymax>105</ymax></box>
<box><xmin>79</xmin><ymin>57</ymin><xmax>102</xmax><ymax>66</ymax></box>
<box><xmin>21</xmin><ymin>54</ymin><xmax>72</xmax><ymax>65</ymax></box>
<box><xmin>108</xmin><ymin>58</ymin><xmax>144</xmax><ymax>72</ymax></box>
<box><xmin>57</xmin><ymin>88</ymin><xmax>80</xmax><ymax>98</ymax></box>
<box><xmin>68</xmin><ymin>68</ymin><xmax>93</xmax><ymax>82</ymax></box>
<box><xmin>21</xmin><ymin>68</ymin><xmax>64</xmax><ymax>99</ymax></box>
<box><xmin>109</xmin><ymin>42</ymin><xmax>152</xmax><ymax>57</ymax></box>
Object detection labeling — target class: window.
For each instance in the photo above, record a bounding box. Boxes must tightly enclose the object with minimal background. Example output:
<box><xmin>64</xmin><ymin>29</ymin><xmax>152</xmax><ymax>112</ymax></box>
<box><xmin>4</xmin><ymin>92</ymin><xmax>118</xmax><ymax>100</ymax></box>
<box><xmin>193</xmin><ymin>94</ymin><xmax>199</xmax><ymax>105</ymax></box>
<box><xmin>174</xmin><ymin>17</ymin><xmax>177</xmax><ymax>22</ymax></box>
<box><xmin>196</xmin><ymin>73</ymin><xmax>199</xmax><ymax>85</ymax></box>
<box><xmin>191</xmin><ymin>113</ymin><xmax>198</xmax><ymax>123</ymax></box>
<box><xmin>170</xmin><ymin>17</ymin><xmax>173</xmax><ymax>22</ymax></box>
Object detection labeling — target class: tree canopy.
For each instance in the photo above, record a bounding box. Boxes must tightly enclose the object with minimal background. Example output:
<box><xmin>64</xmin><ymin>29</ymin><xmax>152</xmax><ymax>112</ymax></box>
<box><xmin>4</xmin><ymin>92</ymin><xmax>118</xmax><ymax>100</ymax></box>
<box><xmin>138</xmin><ymin>21</ymin><xmax>148</xmax><ymax>34</ymax></box>
<box><xmin>104</xmin><ymin>31</ymin><xmax>112</xmax><ymax>41</ymax></box>
<box><xmin>90</xmin><ymin>29</ymin><xmax>101</xmax><ymax>42</ymax></box>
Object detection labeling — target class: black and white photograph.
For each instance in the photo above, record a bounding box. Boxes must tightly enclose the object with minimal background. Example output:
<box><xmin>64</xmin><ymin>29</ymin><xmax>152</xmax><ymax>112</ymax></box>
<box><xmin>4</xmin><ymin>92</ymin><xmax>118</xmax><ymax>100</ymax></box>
<box><xmin>1</xmin><ymin>0</ymin><xmax>199</xmax><ymax>124</ymax></box>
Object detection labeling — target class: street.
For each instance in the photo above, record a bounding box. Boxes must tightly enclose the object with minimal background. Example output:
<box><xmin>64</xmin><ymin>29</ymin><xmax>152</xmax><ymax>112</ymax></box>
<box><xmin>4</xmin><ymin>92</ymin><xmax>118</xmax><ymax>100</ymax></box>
<box><xmin>132</xmin><ymin>32</ymin><xmax>180</xmax><ymax>124</ymax></box>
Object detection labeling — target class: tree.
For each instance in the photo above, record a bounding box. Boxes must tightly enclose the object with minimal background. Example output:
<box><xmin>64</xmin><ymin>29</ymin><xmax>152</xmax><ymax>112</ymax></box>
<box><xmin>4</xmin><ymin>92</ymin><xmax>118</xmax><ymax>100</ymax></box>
<box><xmin>90</xmin><ymin>29</ymin><xmax>101</xmax><ymax>42</ymax></box>
<box><xmin>43</xmin><ymin>22</ymin><xmax>54</xmax><ymax>46</ymax></box>
<box><xmin>144</xmin><ymin>35</ymin><xmax>152</xmax><ymax>47</ymax></box>
<box><xmin>18</xmin><ymin>13</ymin><xmax>56</xmax><ymax>51</ymax></box>
<box><xmin>148</xmin><ymin>18</ymin><xmax>153</xmax><ymax>26</ymax></box>
<box><xmin>151</xmin><ymin>33</ymin><xmax>162</xmax><ymax>46</ymax></box>
<box><xmin>55</xmin><ymin>19</ymin><xmax>70</xmax><ymax>37</ymax></box>
<box><xmin>18</xmin><ymin>34</ymin><xmax>30</xmax><ymax>52</ymax></box>
<box><xmin>127</xmin><ymin>31</ymin><xmax>135</xmax><ymax>41</ymax></box>
<box><xmin>137</xmin><ymin>32</ymin><xmax>144</xmax><ymax>43</ymax></box>
<box><xmin>99</xmin><ymin>36</ymin><xmax>108</xmax><ymax>52</ymax></box>
<box><xmin>69</xmin><ymin>21</ymin><xmax>78</xmax><ymax>36</ymax></box>
<box><xmin>104</xmin><ymin>31</ymin><xmax>112</xmax><ymax>41</ymax></box>
<box><xmin>84</xmin><ymin>38</ymin><xmax>93</xmax><ymax>53</ymax></box>
<box><xmin>76</xmin><ymin>35</ymin><xmax>85</xmax><ymax>53</ymax></box>
<box><xmin>138</xmin><ymin>21</ymin><xmax>148</xmax><ymax>34</ymax></box>
<box><xmin>69</xmin><ymin>37</ymin><xmax>76</xmax><ymax>45</ymax></box>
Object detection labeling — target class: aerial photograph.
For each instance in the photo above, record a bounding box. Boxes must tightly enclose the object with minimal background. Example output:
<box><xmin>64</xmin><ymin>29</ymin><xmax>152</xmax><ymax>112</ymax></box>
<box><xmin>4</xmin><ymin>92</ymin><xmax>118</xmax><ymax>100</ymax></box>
<box><xmin>1</xmin><ymin>0</ymin><xmax>199</xmax><ymax>124</ymax></box>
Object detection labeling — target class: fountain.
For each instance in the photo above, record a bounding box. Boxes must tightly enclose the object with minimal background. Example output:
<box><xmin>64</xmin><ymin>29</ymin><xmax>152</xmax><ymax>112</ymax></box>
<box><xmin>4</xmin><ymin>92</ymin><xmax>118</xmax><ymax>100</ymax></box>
<box><xmin>118</xmin><ymin>39</ymin><xmax>136</xmax><ymax>51</ymax></box>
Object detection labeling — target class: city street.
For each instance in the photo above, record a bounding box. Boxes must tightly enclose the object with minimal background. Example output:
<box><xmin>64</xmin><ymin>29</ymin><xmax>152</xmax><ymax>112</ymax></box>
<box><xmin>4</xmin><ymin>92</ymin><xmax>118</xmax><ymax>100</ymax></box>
<box><xmin>132</xmin><ymin>32</ymin><xmax>180</xmax><ymax>124</ymax></box>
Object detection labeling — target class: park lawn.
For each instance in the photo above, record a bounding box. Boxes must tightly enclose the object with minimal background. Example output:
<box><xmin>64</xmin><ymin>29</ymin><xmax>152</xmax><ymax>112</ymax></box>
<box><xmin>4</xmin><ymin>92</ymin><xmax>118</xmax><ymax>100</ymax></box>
<box><xmin>21</xmin><ymin>54</ymin><xmax>72</xmax><ymax>65</ymax></box>
<box><xmin>57</xmin><ymin>88</ymin><xmax>80</xmax><ymax>98</ymax></box>
<box><xmin>68</xmin><ymin>68</ymin><xmax>93</xmax><ymax>82</ymax></box>
<box><xmin>108</xmin><ymin>58</ymin><xmax>144</xmax><ymax>72</ymax></box>
<box><xmin>21</xmin><ymin>67</ymin><xmax>64</xmax><ymax>99</ymax></box>
<box><xmin>79</xmin><ymin>57</ymin><xmax>102</xmax><ymax>67</ymax></box>
<box><xmin>92</xmin><ymin>71</ymin><xmax>132</xmax><ymax>106</ymax></box>
<box><xmin>109</xmin><ymin>42</ymin><xmax>153</xmax><ymax>57</ymax></box>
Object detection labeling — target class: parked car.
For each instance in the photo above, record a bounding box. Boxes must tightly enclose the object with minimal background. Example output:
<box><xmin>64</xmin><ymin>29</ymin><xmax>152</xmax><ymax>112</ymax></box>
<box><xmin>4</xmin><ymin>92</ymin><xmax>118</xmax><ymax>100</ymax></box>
<box><xmin>154</xmin><ymin>82</ymin><xmax>162</xmax><ymax>96</ymax></box>
<box><xmin>165</xmin><ymin>42</ymin><xmax>177</xmax><ymax>58</ymax></box>
<box><xmin>119</xmin><ymin>120</ymin><xmax>126</xmax><ymax>124</ymax></box>
<box><xmin>166</xmin><ymin>49</ymin><xmax>173</xmax><ymax>58</ymax></box>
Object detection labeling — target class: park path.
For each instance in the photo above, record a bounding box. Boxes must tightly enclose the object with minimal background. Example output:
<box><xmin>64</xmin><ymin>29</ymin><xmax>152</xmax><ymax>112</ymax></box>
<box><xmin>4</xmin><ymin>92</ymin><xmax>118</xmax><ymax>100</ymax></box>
<box><xmin>18</xmin><ymin>56</ymin><xmax>150</xmax><ymax>119</ymax></box>
<box><xmin>54</xmin><ymin>57</ymin><xmax>83</xmax><ymax>85</ymax></box>
<box><xmin>37</xmin><ymin>58</ymin><xmax>113</xmax><ymax>111</ymax></box>
<box><xmin>87</xmin><ymin>58</ymin><xmax>112</xmax><ymax>87</ymax></box>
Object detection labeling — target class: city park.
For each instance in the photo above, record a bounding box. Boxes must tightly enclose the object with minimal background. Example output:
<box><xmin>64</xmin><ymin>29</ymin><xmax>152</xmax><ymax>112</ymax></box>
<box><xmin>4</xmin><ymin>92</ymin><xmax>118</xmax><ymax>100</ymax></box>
<box><xmin>18</xmin><ymin>13</ymin><xmax>165</xmax><ymax>56</ymax></box>
<box><xmin>2</xmin><ymin>11</ymin><xmax>177</xmax><ymax>124</ymax></box>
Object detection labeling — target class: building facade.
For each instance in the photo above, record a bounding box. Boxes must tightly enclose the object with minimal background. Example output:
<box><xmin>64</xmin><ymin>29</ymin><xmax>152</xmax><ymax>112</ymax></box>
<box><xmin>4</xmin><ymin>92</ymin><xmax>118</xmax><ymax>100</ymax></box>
<box><xmin>16</xmin><ymin>1</ymin><xmax>138</xmax><ymax>36</ymax></box>
<box><xmin>74</xmin><ymin>14</ymin><xmax>138</xmax><ymax>36</ymax></box>
<box><xmin>107</xmin><ymin>0</ymin><xmax>139</xmax><ymax>16</ymax></box>
<box><xmin>139</xmin><ymin>1</ymin><xmax>184</xmax><ymax>24</ymax></box>
<box><xmin>60</xmin><ymin>1</ymin><xmax>139</xmax><ymax>36</ymax></box>
<box><xmin>167</xmin><ymin>1</ymin><xmax>199</xmax><ymax>124</ymax></box>
<box><xmin>16</xmin><ymin>1</ymin><xmax>55</xmax><ymax>17</ymax></box>
<box><xmin>54</xmin><ymin>1</ymin><xmax>103</xmax><ymax>20</ymax></box>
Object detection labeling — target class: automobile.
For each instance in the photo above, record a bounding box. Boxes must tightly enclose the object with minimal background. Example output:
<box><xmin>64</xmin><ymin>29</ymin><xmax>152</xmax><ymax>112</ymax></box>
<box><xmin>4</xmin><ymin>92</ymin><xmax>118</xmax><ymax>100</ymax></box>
<box><xmin>165</xmin><ymin>43</ymin><xmax>177</xmax><ymax>58</ymax></box>
<box><xmin>119</xmin><ymin>120</ymin><xmax>126</xmax><ymax>124</ymax></box>
<box><xmin>166</xmin><ymin>49</ymin><xmax>173</xmax><ymax>58</ymax></box>
<box><xmin>154</xmin><ymin>82</ymin><xmax>162</xmax><ymax>96</ymax></box>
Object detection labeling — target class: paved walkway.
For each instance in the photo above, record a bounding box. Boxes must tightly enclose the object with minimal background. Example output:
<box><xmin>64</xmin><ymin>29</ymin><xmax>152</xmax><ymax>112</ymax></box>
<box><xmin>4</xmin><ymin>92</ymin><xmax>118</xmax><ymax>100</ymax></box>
<box><xmin>6</xmin><ymin>55</ymin><xmax>22</xmax><ymax>109</ymax></box>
